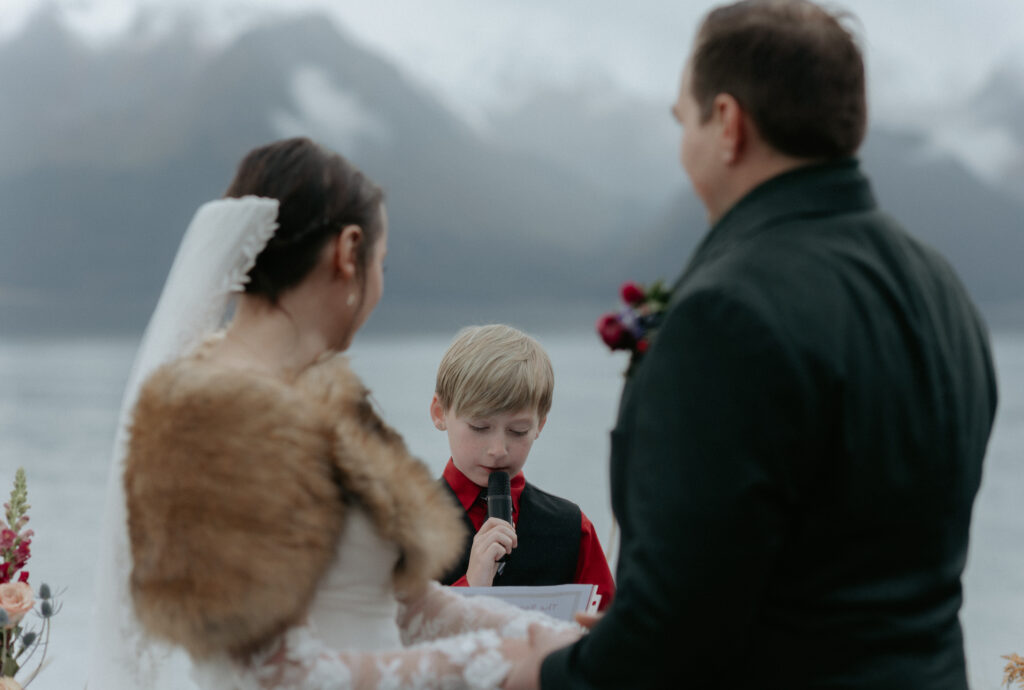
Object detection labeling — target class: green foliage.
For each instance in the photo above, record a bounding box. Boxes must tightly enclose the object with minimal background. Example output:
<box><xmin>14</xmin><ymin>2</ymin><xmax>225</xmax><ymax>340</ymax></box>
<box><xmin>4</xmin><ymin>468</ymin><xmax>29</xmax><ymax>528</ymax></box>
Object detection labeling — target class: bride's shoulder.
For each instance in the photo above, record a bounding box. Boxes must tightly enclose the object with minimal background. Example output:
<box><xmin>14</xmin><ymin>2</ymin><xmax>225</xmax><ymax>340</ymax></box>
<box><xmin>294</xmin><ymin>352</ymin><xmax>369</xmax><ymax>411</ymax></box>
<box><xmin>140</xmin><ymin>349</ymin><xmax>366</xmax><ymax>408</ymax></box>
<box><xmin>139</xmin><ymin>354</ymin><xmax>309</xmax><ymax>410</ymax></box>
<box><xmin>130</xmin><ymin>356</ymin><xmax>335</xmax><ymax>461</ymax></box>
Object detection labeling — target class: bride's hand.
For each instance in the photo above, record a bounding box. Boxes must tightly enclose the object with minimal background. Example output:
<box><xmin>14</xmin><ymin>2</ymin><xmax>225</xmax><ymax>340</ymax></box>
<box><xmin>503</xmin><ymin>623</ymin><xmax>581</xmax><ymax>690</ymax></box>
<box><xmin>574</xmin><ymin>610</ymin><xmax>604</xmax><ymax>629</ymax></box>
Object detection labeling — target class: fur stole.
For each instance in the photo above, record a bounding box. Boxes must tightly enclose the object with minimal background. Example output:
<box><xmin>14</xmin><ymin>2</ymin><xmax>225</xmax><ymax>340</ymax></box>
<box><xmin>124</xmin><ymin>353</ymin><xmax>463</xmax><ymax>660</ymax></box>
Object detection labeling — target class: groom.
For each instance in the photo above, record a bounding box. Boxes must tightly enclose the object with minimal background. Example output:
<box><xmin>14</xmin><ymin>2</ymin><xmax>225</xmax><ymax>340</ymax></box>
<box><xmin>507</xmin><ymin>1</ymin><xmax>998</xmax><ymax>688</ymax></box>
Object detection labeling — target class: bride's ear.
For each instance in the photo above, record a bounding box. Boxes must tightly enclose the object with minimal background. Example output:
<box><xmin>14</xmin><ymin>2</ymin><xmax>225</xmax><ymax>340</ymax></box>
<box><xmin>332</xmin><ymin>224</ymin><xmax>364</xmax><ymax>280</ymax></box>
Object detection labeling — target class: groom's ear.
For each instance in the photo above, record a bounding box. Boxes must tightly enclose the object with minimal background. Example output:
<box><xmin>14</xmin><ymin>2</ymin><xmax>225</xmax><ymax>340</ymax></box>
<box><xmin>713</xmin><ymin>93</ymin><xmax>746</xmax><ymax>165</ymax></box>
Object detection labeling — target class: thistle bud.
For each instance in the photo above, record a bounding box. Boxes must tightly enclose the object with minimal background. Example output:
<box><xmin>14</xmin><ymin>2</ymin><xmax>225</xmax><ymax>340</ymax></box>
<box><xmin>41</xmin><ymin>600</ymin><xmax>53</xmax><ymax>618</ymax></box>
<box><xmin>39</xmin><ymin>583</ymin><xmax>51</xmax><ymax>599</ymax></box>
<box><xmin>0</xmin><ymin>610</ymin><xmax>8</xmax><ymax>626</ymax></box>
<box><xmin>20</xmin><ymin>630</ymin><xmax>37</xmax><ymax>647</ymax></box>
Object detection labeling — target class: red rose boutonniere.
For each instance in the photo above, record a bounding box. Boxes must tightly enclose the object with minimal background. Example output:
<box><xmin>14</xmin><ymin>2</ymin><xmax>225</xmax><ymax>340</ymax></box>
<box><xmin>596</xmin><ymin>279</ymin><xmax>670</xmax><ymax>373</ymax></box>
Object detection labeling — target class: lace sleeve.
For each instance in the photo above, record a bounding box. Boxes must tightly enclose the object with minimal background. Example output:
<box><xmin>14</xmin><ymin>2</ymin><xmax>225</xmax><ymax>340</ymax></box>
<box><xmin>238</xmin><ymin>623</ymin><xmax>520</xmax><ymax>690</ymax></box>
<box><xmin>397</xmin><ymin>582</ymin><xmax>580</xmax><ymax>644</ymax></box>
<box><xmin>208</xmin><ymin>584</ymin><xmax>580</xmax><ymax>690</ymax></box>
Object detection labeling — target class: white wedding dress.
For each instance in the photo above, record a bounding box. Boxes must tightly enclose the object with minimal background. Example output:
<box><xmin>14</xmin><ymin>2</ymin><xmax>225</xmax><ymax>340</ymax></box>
<box><xmin>190</xmin><ymin>508</ymin><xmax>570</xmax><ymax>690</ymax></box>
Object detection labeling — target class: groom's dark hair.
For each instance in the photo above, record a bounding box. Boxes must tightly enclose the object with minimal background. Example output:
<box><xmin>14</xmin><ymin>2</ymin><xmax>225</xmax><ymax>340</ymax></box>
<box><xmin>691</xmin><ymin>0</ymin><xmax>866</xmax><ymax>160</ymax></box>
<box><xmin>225</xmin><ymin>137</ymin><xmax>384</xmax><ymax>303</ymax></box>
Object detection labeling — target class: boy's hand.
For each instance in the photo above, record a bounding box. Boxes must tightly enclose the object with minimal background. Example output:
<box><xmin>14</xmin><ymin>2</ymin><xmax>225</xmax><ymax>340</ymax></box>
<box><xmin>466</xmin><ymin>516</ymin><xmax>517</xmax><ymax>586</ymax></box>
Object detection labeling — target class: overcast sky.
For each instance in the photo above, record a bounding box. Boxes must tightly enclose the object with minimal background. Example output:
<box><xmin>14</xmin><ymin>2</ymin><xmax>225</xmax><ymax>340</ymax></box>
<box><xmin>5</xmin><ymin>0</ymin><xmax>1023</xmax><ymax>179</ymax></box>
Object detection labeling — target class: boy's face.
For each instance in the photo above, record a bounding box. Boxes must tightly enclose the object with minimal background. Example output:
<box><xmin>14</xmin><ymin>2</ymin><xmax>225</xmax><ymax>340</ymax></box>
<box><xmin>430</xmin><ymin>395</ymin><xmax>546</xmax><ymax>488</ymax></box>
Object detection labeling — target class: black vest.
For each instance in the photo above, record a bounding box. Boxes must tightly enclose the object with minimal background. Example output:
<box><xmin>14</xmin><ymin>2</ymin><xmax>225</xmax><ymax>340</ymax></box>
<box><xmin>439</xmin><ymin>480</ymin><xmax>581</xmax><ymax>587</ymax></box>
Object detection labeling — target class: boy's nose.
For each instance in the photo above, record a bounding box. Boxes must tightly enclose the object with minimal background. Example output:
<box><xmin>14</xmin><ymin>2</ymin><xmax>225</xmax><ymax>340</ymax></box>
<box><xmin>487</xmin><ymin>438</ymin><xmax>508</xmax><ymax>458</ymax></box>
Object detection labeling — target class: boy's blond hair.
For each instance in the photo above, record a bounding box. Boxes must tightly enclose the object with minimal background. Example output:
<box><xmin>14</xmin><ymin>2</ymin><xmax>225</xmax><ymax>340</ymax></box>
<box><xmin>435</xmin><ymin>324</ymin><xmax>554</xmax><ymax>419</ymax></box>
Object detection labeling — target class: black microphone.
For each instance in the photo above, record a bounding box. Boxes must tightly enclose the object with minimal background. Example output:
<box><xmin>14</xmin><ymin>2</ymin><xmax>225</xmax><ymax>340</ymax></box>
<box><xmin>487</xmin><ymin>470</ymin><xmax>513</xmax><ymax>524</ymax></box>
<box><xmin>487</xmin><ymin>471</ymin><xmax>513</xmax><ymax>573</ymax></box>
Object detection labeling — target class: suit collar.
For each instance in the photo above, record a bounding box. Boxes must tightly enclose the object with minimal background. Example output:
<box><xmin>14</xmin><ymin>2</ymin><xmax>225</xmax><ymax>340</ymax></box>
<box><xmin>674</xmin><ymin>158</ymin><xmax>876</xmax><ymax>294</ymax></box>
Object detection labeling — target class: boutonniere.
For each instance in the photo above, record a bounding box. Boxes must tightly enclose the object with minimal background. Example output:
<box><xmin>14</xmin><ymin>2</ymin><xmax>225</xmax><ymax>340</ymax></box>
<box><xmin>596</xmin><ymin>279</ymin><xmax>670</xmax><ymax>373</ymax></box>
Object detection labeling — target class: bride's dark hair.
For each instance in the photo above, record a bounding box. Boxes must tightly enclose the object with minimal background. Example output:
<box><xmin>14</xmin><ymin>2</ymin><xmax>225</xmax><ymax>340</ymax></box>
<box><xmin>225</xmin><ymin>137</ymin><xmax>384</xmax><ymax>303</ymax></box>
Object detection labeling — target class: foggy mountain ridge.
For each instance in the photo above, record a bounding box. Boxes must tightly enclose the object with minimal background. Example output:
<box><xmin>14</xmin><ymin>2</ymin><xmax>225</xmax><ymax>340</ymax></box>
<box><xmin>974</xmin><ymin>61</ymin><xmax>1024</xmax><ymax>202</ymax></box>
<box><xmin>1</xmin><ymin>9</ymin><xmax>1022</xmax><ymax>336</ymax></box>
<box><xmin>0</xmin><ymin>10</ymin><xmax>638</xmax><ymax>335</ymax></box>
<box><xmin>483</xmin><ymin>78</ymin><xmax>1024</xmax><ymax>326</ymax></box>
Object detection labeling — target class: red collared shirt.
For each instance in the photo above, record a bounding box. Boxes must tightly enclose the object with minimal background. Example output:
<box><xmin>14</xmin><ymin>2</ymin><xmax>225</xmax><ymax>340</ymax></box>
<box><xmin>442</xmin><ymin>458</ymin><xmax>616</xmax><ymax>611</ymax></box>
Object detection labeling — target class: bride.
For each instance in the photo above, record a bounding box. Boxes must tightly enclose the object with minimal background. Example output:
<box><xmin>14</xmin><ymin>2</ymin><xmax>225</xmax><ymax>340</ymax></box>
<box><xmin>88</xmin><ymin>137</ymin><xmax>578</xmax><ymax>689</ymax></box>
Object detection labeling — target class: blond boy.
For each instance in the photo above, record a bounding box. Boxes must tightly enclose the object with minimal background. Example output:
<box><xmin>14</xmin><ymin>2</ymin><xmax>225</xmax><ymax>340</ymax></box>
<box><xmin>430</xmin><ymin>324</ymin><xmax>614</xmax><ymax>609</ymax></box>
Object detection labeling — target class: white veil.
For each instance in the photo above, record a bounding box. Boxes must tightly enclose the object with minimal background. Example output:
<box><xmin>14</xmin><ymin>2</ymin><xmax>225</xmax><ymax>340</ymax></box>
<box><xmin>88</xmin><ymin>196</ymin><xmax>279</xmax><ymax>689</ymax></box>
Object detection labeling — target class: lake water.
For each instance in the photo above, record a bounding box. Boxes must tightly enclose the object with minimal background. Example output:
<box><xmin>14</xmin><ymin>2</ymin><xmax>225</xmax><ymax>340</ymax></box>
<box><xmin>0</xmin><ymin>330</ymin><xmax>1021</xmax><ymax>689</ymax></box>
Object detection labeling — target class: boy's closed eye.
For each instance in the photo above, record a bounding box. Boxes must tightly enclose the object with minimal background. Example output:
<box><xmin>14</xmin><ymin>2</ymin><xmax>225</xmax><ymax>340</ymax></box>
<box><xmin>468</xmin><ymin>423</ymin><xmax>530</xmax><ymax>437</ymax></box>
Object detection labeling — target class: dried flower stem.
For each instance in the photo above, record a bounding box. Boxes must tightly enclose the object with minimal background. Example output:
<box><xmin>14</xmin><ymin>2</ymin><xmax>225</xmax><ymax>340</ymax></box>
<box><xmin>18</xmin><ymin>621</ymin><xmax>49</xmax><ymax>689</ymax></box>
<box><xmin>15</xmin><ymin>625</ymin><xmax>40</xmax><ymax>667</ymax></box>
<box><xmin>1004</xmin><ymin>653</ymin><xmax>1024</xmax><ymax>688</ymax></box>
<box><xmin>0</xmin><ymin>626</ymin><xmax>15</xmax><ymax>678</ymax></box>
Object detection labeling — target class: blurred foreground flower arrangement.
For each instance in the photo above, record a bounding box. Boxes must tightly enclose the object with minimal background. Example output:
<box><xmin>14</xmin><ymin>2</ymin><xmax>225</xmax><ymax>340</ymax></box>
<box><xmin>0</xmin><ymin>469</ymin><xmax>60</xmax><ymax>688</ymax></box>
<box><xmin>1005</xmin><ymin>653</ymin><xmax>1024</xmax><ymax>688</ymax></box>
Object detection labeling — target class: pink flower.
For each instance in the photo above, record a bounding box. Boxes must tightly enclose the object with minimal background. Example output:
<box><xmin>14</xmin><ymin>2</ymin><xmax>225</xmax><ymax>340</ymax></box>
<box><xmin>620</xmin><ymin>282</ymin><xmax>645</xmax><ymax>305</ymax></box>
<box><xmin>596</xmin><ymin>313</ymin><xmax>636</xmax><ymax>351</ymax></box>
<box><xmin>0</xmin><ymin>530</ymin><xmax>15</xmax><ymax>549</ymax></box>
<box><xmin>0</xmin><ymin>581</ymin><xmax>34</xmax><ymax>627</ymax></box>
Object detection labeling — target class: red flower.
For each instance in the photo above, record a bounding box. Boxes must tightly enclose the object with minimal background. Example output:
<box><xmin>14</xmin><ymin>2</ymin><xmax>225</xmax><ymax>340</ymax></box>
<box><xmin>17</xmin><ymin>570</ymin><xmax>28</xmax><ymax>583</ymax></box>
<box><xmin>596</xmin><ymin>313</ymin><xmax>636</xmax><ymax>351</ymax></box>
<box><xmin>14</xmin><ymin>541</ymin><xmax>30</xmax><ymax>569</ymax></box>
<box><xmin>636</xmin><ymin>339</ymin><xmax>650</xmax><ymax>354</ymax></box>
<box><xmin>620</xmin><ymin>282</ymin><xmax>645</xmax><ymax>305</ymax></box>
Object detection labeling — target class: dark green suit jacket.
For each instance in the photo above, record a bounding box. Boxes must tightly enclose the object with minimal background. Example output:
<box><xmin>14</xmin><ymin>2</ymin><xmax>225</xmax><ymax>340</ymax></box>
<box><xmin>542</xmin><ymin>160</ymin><xmax>998</xmax><ymax>689</ymax></box>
